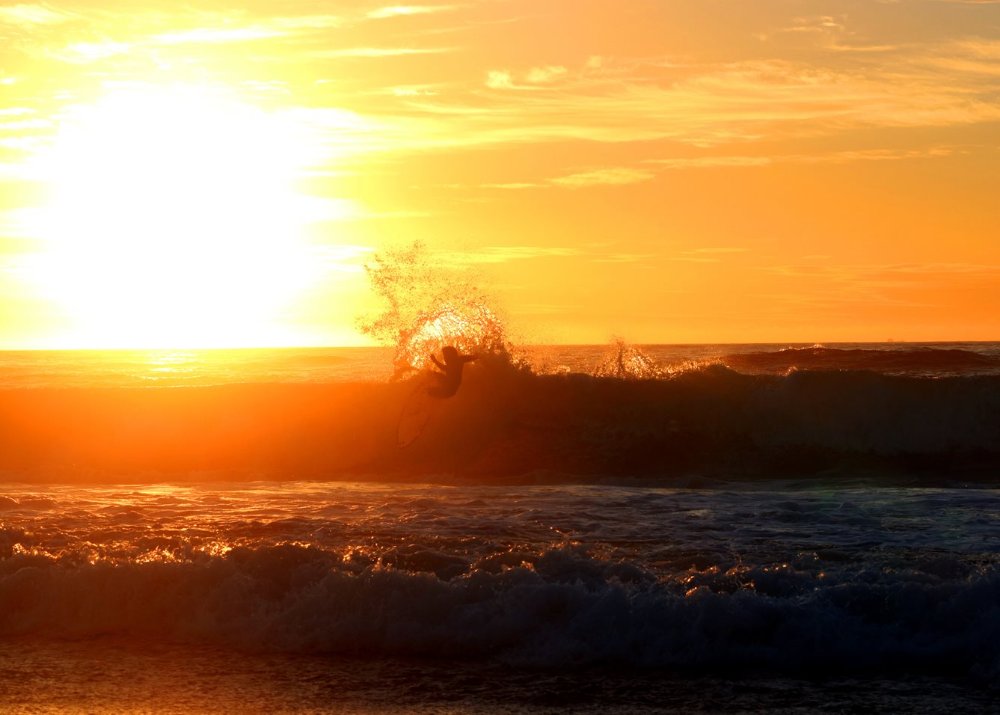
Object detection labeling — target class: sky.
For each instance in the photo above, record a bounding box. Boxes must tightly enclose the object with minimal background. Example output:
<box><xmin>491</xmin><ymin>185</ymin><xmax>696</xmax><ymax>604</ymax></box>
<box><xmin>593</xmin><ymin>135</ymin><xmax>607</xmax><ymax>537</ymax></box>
<box><xmin>0</xmin><ymin>0</ymin><xmax>998</xmax><ymax>348</ymax></box>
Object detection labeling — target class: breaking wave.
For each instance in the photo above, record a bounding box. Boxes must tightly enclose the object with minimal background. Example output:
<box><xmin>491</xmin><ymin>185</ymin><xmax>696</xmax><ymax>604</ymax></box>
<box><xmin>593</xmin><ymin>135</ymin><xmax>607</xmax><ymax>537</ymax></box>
<box><xmin>1</xmin><ymin>539</ymin><xmax>997</xmax><ymax>676</ymax></box>
<box><xmin>593</xmin><ymin>338</ymin><xmax>665</xmax><ymax>379</ymax></box>
<box><xmin>2</xmin><ymin>361</ymin><xmax>999</xmax><ymax>480</ymax></box>
<box><xmin>720</xmin><ymin>346</ymin><xmax>1000</xmax><ymax>377</ymax></box>
<box><xmin>358</xmin><ymin>241</ymin><xmax>522</xmax><ymax>378</ymax></box>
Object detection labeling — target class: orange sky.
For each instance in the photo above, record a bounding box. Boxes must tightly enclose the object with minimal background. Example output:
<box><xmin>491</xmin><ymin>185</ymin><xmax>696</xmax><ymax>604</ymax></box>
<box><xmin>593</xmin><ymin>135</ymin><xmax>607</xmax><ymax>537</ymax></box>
<box><xmin>1</xmin><ymin>0</ymin><xmax>998</xmax><ymax>348</ymax></box>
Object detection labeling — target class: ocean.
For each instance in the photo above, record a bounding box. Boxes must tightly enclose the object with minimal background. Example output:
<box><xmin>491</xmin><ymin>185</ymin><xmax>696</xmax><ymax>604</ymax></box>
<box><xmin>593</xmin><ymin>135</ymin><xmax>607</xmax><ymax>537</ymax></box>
<box><xmin>1</xmin><ymin>342</ymin><xmax>999</xmax><ymax>713</ymax></box>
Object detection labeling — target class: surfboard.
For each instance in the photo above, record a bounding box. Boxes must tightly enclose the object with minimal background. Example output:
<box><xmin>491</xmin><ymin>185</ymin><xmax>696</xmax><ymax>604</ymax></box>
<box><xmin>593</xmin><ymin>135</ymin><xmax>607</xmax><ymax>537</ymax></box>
<box><xmin>396</xmin><ymin>377</ymin><xmax>438</xmax><ymax>448</ymax></box>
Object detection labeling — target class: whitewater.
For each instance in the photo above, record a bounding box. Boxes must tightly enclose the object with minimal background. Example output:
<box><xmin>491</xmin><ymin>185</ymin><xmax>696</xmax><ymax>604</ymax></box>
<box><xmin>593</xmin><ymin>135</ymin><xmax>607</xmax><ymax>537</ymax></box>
<box><xmin>1</xmin><ymin>343</ymin><xmax>999</xmax><ymax>712</ymax></box>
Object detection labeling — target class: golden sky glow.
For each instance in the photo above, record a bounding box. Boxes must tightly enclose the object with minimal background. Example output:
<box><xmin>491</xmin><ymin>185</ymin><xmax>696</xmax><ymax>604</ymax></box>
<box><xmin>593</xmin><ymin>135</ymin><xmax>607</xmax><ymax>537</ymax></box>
<box><xmin>1</xmin><ymin>0</ymin><xmax>999</xmax><ymax>347</ymax></box>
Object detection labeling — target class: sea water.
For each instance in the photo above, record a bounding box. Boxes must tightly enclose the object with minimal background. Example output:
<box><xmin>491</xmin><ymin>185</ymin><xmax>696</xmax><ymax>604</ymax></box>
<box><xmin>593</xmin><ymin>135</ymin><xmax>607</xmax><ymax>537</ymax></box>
<box><xmin>1</xmin><ymin>343</ymin><xmax>999</xmax><ymax>712</ymax></box>
<box><xmin>2</xmin><ymin>341</ymin><xmax>999</xmax><ymax>388</ymax></box>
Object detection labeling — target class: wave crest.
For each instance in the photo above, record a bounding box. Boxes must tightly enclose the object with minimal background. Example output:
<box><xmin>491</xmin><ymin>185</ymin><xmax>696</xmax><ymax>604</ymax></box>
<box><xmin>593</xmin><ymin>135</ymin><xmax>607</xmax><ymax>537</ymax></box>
<box><xmin>593</xmin><ymin>339</ymin><xmax>664</xmax><ymax>379</ymax></box>
<box><xmin>722</xmin><ymin>346</ymin><xmax>1000</xmax><ymax>377</ymax></box>
<box><xmin>1</xmin><ymin>543</ymin><xmax>997</xmax><ymax>675</ymax></box>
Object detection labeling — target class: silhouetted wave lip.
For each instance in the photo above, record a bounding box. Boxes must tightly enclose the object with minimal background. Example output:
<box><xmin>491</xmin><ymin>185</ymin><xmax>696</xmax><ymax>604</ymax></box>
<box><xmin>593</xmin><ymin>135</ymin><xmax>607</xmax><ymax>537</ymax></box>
<box><xmin>722</xmin><ymin>346</ymin><xmax>1000</xmax><ymax>377</ymax></box>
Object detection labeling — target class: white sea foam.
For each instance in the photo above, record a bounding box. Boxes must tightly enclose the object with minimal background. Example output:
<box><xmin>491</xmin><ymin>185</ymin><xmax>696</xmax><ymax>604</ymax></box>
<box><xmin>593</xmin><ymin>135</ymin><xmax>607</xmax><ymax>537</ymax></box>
<box><xmin>1</xmin><ymin>482</ymin><xmax>997</xmax><ymax>678</ymax></box>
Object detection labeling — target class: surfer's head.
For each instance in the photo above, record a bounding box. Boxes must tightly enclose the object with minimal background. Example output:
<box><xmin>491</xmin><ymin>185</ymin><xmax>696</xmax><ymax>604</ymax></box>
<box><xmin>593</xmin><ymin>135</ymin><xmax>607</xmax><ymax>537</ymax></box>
<box><xmin>441</xmin><ymin>345</ymin><xmax>460</xmax><ymax>364</ymax></box>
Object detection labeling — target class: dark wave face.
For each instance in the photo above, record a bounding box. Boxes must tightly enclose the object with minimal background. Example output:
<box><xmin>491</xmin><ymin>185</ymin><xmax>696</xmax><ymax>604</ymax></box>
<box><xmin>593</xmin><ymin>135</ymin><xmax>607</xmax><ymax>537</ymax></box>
<box><xmin>2</xmin><ymin>361</ymin><xmax>999</xmax><ymax>482</ymax></box>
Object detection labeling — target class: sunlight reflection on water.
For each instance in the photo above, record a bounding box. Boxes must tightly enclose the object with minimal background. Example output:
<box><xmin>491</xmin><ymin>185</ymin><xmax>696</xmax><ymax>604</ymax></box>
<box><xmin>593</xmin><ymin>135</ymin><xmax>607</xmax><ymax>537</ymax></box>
<box><xmin>1</xmin><ymin>639</ymin><xmax>993</xmax><ymax>714</ymax></box>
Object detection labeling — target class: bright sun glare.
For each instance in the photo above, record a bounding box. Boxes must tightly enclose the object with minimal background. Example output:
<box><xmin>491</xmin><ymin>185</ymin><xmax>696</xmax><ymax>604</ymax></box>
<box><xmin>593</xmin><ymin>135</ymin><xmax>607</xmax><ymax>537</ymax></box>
<box><xmin>25</xmin><ymin>84</ymin><xmax>324</xmax><ymax>348</ymax></box>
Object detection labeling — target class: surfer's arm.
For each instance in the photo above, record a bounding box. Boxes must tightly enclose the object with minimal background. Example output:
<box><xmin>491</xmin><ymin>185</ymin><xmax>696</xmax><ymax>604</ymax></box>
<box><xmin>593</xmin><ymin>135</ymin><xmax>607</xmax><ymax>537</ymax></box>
<box><xmin>430</xmin><ymin>354</ymin><xmax>446</xmax><ymax>371</ymax></box>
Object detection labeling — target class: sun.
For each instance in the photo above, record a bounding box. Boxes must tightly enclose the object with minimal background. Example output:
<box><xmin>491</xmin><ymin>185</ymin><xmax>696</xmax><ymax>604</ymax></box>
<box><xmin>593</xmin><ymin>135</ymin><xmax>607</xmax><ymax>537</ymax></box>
<box><xmin>25</xmin><ymin>84</ymin><xmax>327</xmax><ymax>348</ymax></box>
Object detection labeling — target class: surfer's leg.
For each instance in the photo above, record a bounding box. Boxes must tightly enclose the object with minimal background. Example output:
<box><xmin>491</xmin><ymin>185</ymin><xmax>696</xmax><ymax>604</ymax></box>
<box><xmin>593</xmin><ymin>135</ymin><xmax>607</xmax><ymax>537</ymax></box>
<box><xmin>426</xmin><ymin>385</ymin><xmax>452</xmax><ymax>399</ymax></box>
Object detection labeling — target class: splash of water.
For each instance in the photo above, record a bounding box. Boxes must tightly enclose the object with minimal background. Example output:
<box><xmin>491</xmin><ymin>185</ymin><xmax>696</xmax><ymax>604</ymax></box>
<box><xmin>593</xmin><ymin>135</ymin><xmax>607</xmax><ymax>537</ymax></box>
<box><xmin>359</xmin><ymin>242</ymin><xmax>519</xmax><ymax>377</ymax></box>
<box><xmin>594</xmin><ymin>338</ymin><xmax>664</xmax><ymax>379</ymax></box>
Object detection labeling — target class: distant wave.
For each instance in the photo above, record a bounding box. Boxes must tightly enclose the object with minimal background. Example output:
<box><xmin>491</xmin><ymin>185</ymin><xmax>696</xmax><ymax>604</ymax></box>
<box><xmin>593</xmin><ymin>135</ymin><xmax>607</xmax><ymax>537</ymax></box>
<box><xmin>721</xmin><ymin>346</ymin><xmax>1000</xmax><ymax>377</ymax></box>
<box><xmin>2</xmin><ymin>362</ymin><xmax>999</xmax><ymax>481</ymax></box>
<box><xmin>0</xmin><ymin>541</ymin><xmax>996</xmax><ymax>677</ymax></box>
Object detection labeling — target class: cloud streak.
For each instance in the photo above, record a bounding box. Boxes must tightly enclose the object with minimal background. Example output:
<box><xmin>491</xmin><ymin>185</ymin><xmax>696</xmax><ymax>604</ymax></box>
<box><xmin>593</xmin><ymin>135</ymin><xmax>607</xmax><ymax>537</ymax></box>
<box><xmin>386</xmin><ymin>43</ymin><xmax>1000</xmax><ymax>154</ymax></box>
<box><xmin>439</xmin><ymin>246</ymin><xmax>580</xmax><ymax>267</ymax></box>
<box><xmin>647</xmin><ymin>147</ymin><xmax>960</xmax><ymax>170</ymax></box>
<box><xmin>0</xmin><ymin>4</ymin><xmax>74</xmax><ymax>26</ymax></box>
<box><xmin>7</xmin><ymin>5</ymin><xmax>998</xmax><ymax>168</ymax></box>
<box><xmin>367</xmin><ymin>5</ymin><xmax>461</xmax><ymax>20</ymax></box>
<box><xmin>315</xmin><ymin>47</ymin><xmax>455</xmax><ymax>58</ymax></box>
<box><xmin>550</xmin><ymin>168</ymin><xmax>655</xmax><ymax>187</ymax></box>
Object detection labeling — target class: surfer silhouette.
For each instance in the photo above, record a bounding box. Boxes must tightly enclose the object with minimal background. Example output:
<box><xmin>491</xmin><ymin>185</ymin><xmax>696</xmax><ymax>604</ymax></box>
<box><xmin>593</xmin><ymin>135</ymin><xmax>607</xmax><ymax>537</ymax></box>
<box><xmin>427</xmin><ymin>346</ymin><xmax>477</xmax><ymax>398</ymax></box>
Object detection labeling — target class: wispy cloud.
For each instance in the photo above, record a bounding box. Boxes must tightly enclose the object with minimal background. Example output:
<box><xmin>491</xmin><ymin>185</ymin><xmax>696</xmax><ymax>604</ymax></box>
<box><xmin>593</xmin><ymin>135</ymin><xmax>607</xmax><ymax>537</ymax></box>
<box><xmin>154</xmin><ymin>27</ymin><xmax>285</xmax><ymax>45</ymax></box>
<box><xmin>550</xmin><ymin>168</ymin><xmax>655</xmax><ymax>187</ymax></box>
<box><xmin>647</xmin><ymin>146</ymin><xmax>959</xmax><ymax>170</ymax></box>
<box><xmin>0</xmin><ymin>4</ymin><xmax>74</xmax><ymax>26</ymax></box>
<box><xmin>648</xmin><ymin>156</ymin><xmax>773</xmax><ymax>170</ymax></box>
<box><xmin>485</xmin><ymin>70</ymin><xmax>514</xmax><ymax>89</ymax></box>
<box><xmin>670</xmin><ymin>248</ymin><xmax>751</xmax><ymax>263</ymax></box>
<box><xmin>273</xmin><ymin>14</ymin><xmax>343</xmax><ymax>31</ymax></box>
<box><xmin>397</xmin><ymin>46</ymin><xmax>996</xmax><ymax>152</ymax></box>
<box><xmin>16</xmin><ymin>6</ymin><xmax>998</xmax><ymax>163</ymax></box>
<box><xmin>0</xmin><ymin>116</ymin><xmax>49</xmax><ymax>132</ymax></box>
<box><xmin>50</xmin><ymin>41</ymin><xmax>132</xmax><ymax>63</ymax></box>
<box><xmin>777</xmin><ymin>15</ymin><xmax>846</xmax><ymax>35</ymax></box>
<box><xmin>526</xmin><ymin>65</ymin><xmax>567</xmax><ymax>84</ymax></box>
<box><xmin>590</xmin><ymin>252</ymin><xmax>657</xmax><ymax>264</ymax></box>
<box><xmin>444</xmin><ymin>246</ymin><xmax>580</xmax><ymax>264</ymax></box>
<box><xmin>465</xmin><ymin>145</ymin><xmax>956</xmax><ymax>193</ymax></box>
<box><xmin>385</xmin><ymin>84</ymin><xmax>442</xmax><ymax>96</ymax></box>
<box><xmin>926</xmin><ymin>39</ymin><xmax>1000</xmax><ymax>76</ymax></box>
<box><xmin>480</xmin><ymin>182</ymin><xmax>540</xmax><ymax>190</ymax></box>
<box><xmin>445</xmin><ymin>244</ymin><xmax>746</xmax><ymax>267</ymax></box>
<box><xmin>367</xmin><ymin>5</ymin><xmax>460</xmax><ymax>20</ymax></box>
<box><xmin>315</xmin><ymin>47</ymin><xmax>454</xmax><ymax>58</ymax></box>
<box><xmin>761</xmin><ymin>13</ymin><xmax>904</xmax><ymax>53</ymax></box>
<box><xmin>485</xmin><ymin>65</ymin><xmax>568</xmax><ymax>90</ymax></box>
<box><xmin>473</xmin><ymin>167</ymin><xmax>655</xmax><ymax>191</ymax></box>
<box><xmin>147</xmin><ymin>13</ymin><xmax>345</xmax><ymax>46</ymax></box>
<box><xmin>691</xmin><ymin>247</ymin><xmax>751</xmax><ymax>254</ymax></box>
